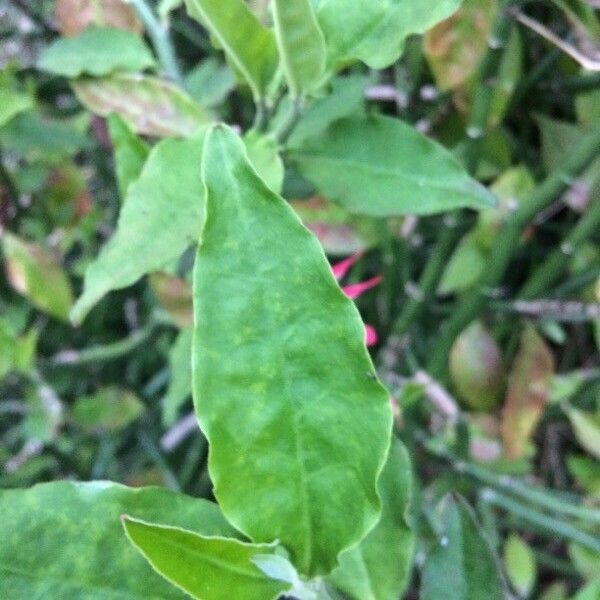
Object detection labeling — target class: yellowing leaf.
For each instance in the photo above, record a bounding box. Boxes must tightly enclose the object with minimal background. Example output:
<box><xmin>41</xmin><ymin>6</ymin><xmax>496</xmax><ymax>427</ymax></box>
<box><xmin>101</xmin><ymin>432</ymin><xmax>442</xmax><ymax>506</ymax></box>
<box><xmin>72</xmin><ymin>75</ymin><xmax>209</xmax><ymax>138</ymax></box>
<box><xmin>56</xmin><ymin>0</ymin><xmax>142</xmax><ymax>35</ymax></box>
<box><xmin>150</xmin><ymin>273</ymin><xmax>194</xmax><ymax>328</ymax></box>
<box><xmin>501</xmin><ymin>325</ymin><xmax>555</xmax><ymax>459</ymax></box>
<box><xmin>2</xmin><ymin>232</ymin><xmax>73</xmax><ymax>321</ymax></box>
<box><xmin>449</xmin><ymin>321</ymin><xmax>505</xmax><ymax>412</ymax></box>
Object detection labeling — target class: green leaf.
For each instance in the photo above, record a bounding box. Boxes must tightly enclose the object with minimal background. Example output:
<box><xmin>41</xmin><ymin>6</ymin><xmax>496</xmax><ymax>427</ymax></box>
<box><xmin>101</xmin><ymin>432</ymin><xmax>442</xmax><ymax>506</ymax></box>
<box><xmin>449</xmin><ymin>320</ymin><xmax>505</xmax><ymax>412</ymax></box>
<box><xmin>286</xmin><ymin>74</ymin><xmax>368</xmax><ymax>148</ymax></box>
<box><xmin>504</xmin><ymin>534</ymin><xmax>537</xmax><ymax>597</ymax></box>
<box><xmin>193</xmin><ymin>125</ymin><xmax>392</xmax><ymax>576</ymax></box>
<box><xmin>438</xmin><ymin>233</ymin><xmax>486</xmax><ymax>295</ymax></box>
<box><xmin>107</xmin><ymin>113</ymin><xmax>150</xmax><ymax>201</ymax></box>
<box><xmin>574</xmin><ymin>580</ymin><xmax>600</xmax><ymax>600</ymax></box>
<box><xmin>70</xmin><ymin>131</ymin><xmax>206</xmax><ymax>324</ymax></box>
<box><xmin>0</xmin><ymin>111</ymin><xmax>89</xmax><ymax>160</ymax></box>
<box><xmin>72</xmin><ymin>74</ymin><xmax>209</xmax><ymax>138</ymax></box>
<box><xmin>38</xmin><ymin>26</ymin><xmax>156</xmax><ymax>78</ymax></box>
<box><xmin>1</xmin><ymin>232</ymin><xmax>73</xmax><ymax>321</ymax></box>
<box><xmin>564</xmin><ymin>406</ymin><xmax>600</xmax><ymax>460</ymax></box>
<box><xmin>0</xmin><ymin>86</ymin><xmax>33</xmax><ymax>129</ymax></box>
<box><xmin>185</xmin><ymin>58</ymin><xmax>236</xmax><ymax>108</ymax></box>
<box><xmin>184</xmin><ymin>0</ymin><xmax>278</xmax><ymax>100</ymax></box>
<box><xmin>0</xmin><ymin>481</ymin><xmax>237</xmax><ymax>599</ymax></box>
<box><xmin>290</xmin><ymin>115</ymin><xmax>496</xmax><ymax>216</ymax></box>
<box><xmin>314</xmin><ymin>0</ymin><xmax>462</xmax><ymax>69</ymax></box>
<box><xmin>163</xmin><ymin>328</ymin><xmax>193</xmax><ymax>426</ymax></box>
<box><xmin>272</xmin><ymin>0</ymin><xmax>326</xmax><ymax>97</ymax></box>
<box><xmin>421</xmin><ymin>495</ymin><xmax>505</xmax><ymax>600</ymax></box>
<box><xmin>72</xmin><ymin>386</ymin><xmax>145</xmax><ymax>432</ymax></box>
<box><xmin>123</xmin><ymin>518</ymin><xmax>290</xmax><ymax>600</ymax></box>
<box><xmin>243</xmin><ymin>130</ymin><xmax>284</xmax><ymax>194</ymax></box>
<box><xmin>329</xmin><ymin>440</ymin><xmax>414</xmax><ymax>600</ymax></box>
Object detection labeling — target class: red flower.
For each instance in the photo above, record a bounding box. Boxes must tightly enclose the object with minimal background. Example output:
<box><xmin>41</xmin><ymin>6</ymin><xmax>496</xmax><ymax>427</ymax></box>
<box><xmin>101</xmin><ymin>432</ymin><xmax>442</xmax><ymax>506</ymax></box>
<box><xmin>331</xmin><ymin>253</ymin><xmax>381</xmax><ymax>347</ymax></box>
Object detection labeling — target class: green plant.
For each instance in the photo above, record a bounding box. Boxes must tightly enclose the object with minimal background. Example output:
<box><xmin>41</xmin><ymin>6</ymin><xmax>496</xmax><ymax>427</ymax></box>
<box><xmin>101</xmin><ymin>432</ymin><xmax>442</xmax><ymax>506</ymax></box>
<box><xmin>2</xmin><ymin>0</ymin><xmax>600</xmax><ymax>598</ymax></box>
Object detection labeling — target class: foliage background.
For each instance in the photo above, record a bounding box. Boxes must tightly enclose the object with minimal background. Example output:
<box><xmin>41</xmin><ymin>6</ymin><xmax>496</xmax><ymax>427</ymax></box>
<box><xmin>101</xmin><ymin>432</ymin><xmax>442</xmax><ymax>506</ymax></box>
<box><xmin>1</xmin><ymin>0</ymin><xmax>600</xmax><ymax>598</ymax></box>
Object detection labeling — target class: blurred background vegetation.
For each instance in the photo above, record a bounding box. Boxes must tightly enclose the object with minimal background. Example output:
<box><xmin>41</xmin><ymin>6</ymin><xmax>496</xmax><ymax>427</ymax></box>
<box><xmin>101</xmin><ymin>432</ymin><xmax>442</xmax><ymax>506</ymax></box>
<box><xmin>1</xmin><ymin>1</ymin><xmax>600</xmax><ymax>597</ymax></box>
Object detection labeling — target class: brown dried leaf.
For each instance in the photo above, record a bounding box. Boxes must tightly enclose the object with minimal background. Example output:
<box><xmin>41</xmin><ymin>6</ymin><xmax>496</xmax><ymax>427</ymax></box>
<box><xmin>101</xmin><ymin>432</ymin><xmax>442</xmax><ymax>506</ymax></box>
<box><xmin>501</xmin><ymin>325</ymin><xmax>555</xmax><ymax>459</ymax></box>
<box><xmin>72</xmin><ymin>74</ymin><xmax>209</xmax><ymax>138</ymax></box>
<box><xmin>424</xmin><ymin>0</ymin><xmax>494</xmax><ymax>91</ymax></box>
<box><xmin>56</xmin><ymin>0</ymin><xmax>142</xmax><ymax>36</ymax></box>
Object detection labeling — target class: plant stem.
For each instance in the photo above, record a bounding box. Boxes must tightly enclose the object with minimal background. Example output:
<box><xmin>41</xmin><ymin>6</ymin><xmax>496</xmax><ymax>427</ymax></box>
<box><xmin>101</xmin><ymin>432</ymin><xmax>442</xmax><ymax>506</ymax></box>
<box><xmin>518</xmin><ymin>196</ymin><xmax>600</xmax><ymax>299</ymax></box>
<box><xmin>481</xmin><ymin>488</ymin><xmax>600</xmax><ymax>553</ymax></box>
<box><xmin>137</xmin><ymin>430</ymin><xmax>181</xmax><ymax>491</ymax></box>
<box><xmin>48</xmin><ymin>319</ymin><xmax>158</xmax><ymax>366</ymax></box>
<box><xmin>391</xmin><ymin>217</ymin><xmax>459</xmax><ymax>337</ymax></box>
<box><xmin>125</xmin><ymin>0</ymin><xmax>183</xmax><ymax>85</ymax></box>
<box><xmin>276</xmin><ymin>97</ymin><xmax>304</xmax><ymax>144</ymax></box>
<box><xmin>464</xmin><ymin>0</ymin><xmax>516</xmax><ymax>174</ymax></box>
<box><xmin>554</xmin><ymin>71</ymin><xmax>600</xmax><ymax>93</ymax></box>
<box><xmin>427</xmin><ymin>125</ymin><xmax>600</xmax><ymax>377</ymax></box>
<box><xmin>386</xmin><ymin>1</ymin><xmax>517</xmax><ymax>344</ymax></box>
<box><xmin>420</xmin><ymin>434</ymin><xmax>600</xmax><ymax>525</ymax></box>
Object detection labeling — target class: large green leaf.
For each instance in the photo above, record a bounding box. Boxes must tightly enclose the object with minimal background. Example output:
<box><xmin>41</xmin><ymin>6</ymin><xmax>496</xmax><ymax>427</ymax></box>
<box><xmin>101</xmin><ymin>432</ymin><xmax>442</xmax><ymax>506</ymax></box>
<box><xmin>71</xmin><ymin>131</ymin><xmax>206</xmax><ymax>324</ymax></box>
<box><xmin>290</xmin><ymin>115</ymin><xmax>496</xmax><ymax>216</ymax></box>
<box><xmin>329</xmin><ymin>440</ymin><xmax>414</xmax><ymax>600</ymax></box>
<box><xmin>72</xmin><ymin>74</ymin><xmax>209</xmax><ymax>138</ymax></box>
<box><xmin>193</xmin><ymin>125</ymin><xmax>392</xmax><ymax>576</ymax></box>
<box><xmin>38</xmin><ymin>26</ymin><xmax>156</xmax><ymax>78</ymax></box>
<box><xmin>0</xmin><ymin>481</ymin><xmax>237</xmax><ymax>599</ymax></box>
<box><xmin>314</xmin><ymin>0</ymin><xmax>462</xmax><ymax>69</ymax></box>
<box><xmin>184</xmin><ymin>0</ymin><xmax>278</xmax><ymax>100</ymax></box>
<box><xmin>421</xmin><ymin>495</ymin><xmax>506</xmax><ymax>600</ymax></box>
<box><xmin>272</xmin><ymin>0</ymin><xmax>326</xmax><ymax>97</ymax></box>
<box><xmin>123</xmin><ymin>518</ymin><xmax>290</xmax><ymax>600</ymax></box>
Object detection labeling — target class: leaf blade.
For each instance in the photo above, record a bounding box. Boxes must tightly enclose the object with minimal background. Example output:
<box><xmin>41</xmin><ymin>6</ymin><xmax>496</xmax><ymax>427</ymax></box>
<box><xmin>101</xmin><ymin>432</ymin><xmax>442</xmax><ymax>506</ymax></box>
<box><xmin>123</xmin><ymin>518</ymin><xmax>290</xmax><ymax>600</ymax></box>
<box><xmin>329</xmin><ymin>440</ymin><xmax>414</xmax><ymax>600</ymax></box>
<box><xmin>193</xmin><ymin>125</ymin><xmax>392</xmax><ymax>576</ymax></box>
<box><xmin>183</xmin><ymin>0</ymin><xmax>278</xmax><ymax>100</ymax></box>
<box><xmin>290</xmin><ymin>115</ymin><xmax>496</xmax><ymax>216</ymax></box>
<box><xmin>0</xmin><ymin>481</ymin><xmax>237</xmax><ymax>599</ymax></box>
<box><xmin>272</xmin><ymin>0</ymin><xmax>326</xmax><ymax>96</ymax></box>
<box><xmin>38</xmin><ymin>26</ymin><xmax>156</xmax><ymax>78</ymax></box>
<box><xmin>71</xmin><ymin>131</ymin><xmax>206</xmax><ymax>324</ymax></box>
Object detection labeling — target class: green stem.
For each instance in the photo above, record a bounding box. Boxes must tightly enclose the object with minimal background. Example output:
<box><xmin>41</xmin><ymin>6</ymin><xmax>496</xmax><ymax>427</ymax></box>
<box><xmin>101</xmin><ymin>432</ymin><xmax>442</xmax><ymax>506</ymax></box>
<box><xmin>482</xmin><ymin>488</ymin><xmax>600</xmax><ymax>553</ymax></box>
<box><xmin>462</xmin><ymin>462</ymin><xmax>600</xmax><ymax>526</ymax></box>
<box><xmin>464</xmin><ymin>0</ymin><xmax>516</xmax><ymax>174</ymax></box>
<box><xmin>0</xmin><ymin>148</ymin><xmax>18</xmax><ymax>206</ymax></box>
<box><xmin>421</xmin><ymin>435</ymin><xmax>600</xmax><ymax>525</ymax></box>
<box><xmin>386</xmin><ymin>1</ymin><xmax>517</xmax><ymax>344</ymax></box>
<box><xmin>518</xmin><ymin>196</ymin><xmax>600</xmax><ymax>299</ymax></box>
<box><xmin>276</xmin><ymin>97</ymin><xmax>304</xmax><ymax>144</ymax></box>
<box><xmin>125</xmin><ymin>0</ymin><xmax>183</xmax><ymax>85</ymax></box>
<box><xmin>427</xmin><ymin>125</ymin><xmax>600</xmax><ymax>377</ymax></box>
<box><xmin>137</xmin><ymin>430</ymin><xmax>181</xmax><ymax>491</ymax></box>
<box><xmin>48</xmin><ymin>319</ymin><xmax>158</xmax><ymax>366</ymax></box>
<box><xmin>391</xmin><ymin>218</ymin><xmax>460</xmax><ymax>336</ymax></box>
<box><xmin>551</xmin><ymin>71</ymin><xmax>600</xmax><ymax>94</ymax></box>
